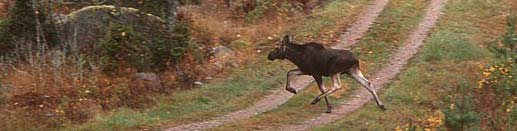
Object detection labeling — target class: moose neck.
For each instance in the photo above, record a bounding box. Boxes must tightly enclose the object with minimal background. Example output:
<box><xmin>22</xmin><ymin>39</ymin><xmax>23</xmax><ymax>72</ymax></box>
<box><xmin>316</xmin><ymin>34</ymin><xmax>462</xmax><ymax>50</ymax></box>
<box><xmin>284</xmin><ymin>44</ymin><xmax>306</xmax><ymax>68</ymax></box>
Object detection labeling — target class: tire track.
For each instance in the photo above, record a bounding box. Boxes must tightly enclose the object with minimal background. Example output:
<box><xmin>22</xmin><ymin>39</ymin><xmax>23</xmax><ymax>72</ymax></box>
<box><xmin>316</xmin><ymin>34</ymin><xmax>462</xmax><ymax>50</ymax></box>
<box><xmin>279</xmin><ymin>0</ymin><xmax>448</xmax><ymax>130</ymax></box>
<box><xmin>165</xmin><ymin>0</ymin><xmax>390</xmax><ymax>130</ymax></box>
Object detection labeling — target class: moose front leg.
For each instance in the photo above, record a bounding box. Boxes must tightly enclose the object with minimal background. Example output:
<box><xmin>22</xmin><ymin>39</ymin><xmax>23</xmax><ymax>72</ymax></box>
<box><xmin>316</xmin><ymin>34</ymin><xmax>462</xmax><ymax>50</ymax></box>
<box><xmin>286</xmin><ymin>69</ymin><xmax>303</xmax><ymax>94</ymax></box>
<box><xmin>313</xmin><ymin>75</ymin><xmax>332</xmax><ymax>113</ymax></box>
<box><xmin>312</xmin><ymin>73</ymin><xmax>342</xmax><ymax>104</ymax></box>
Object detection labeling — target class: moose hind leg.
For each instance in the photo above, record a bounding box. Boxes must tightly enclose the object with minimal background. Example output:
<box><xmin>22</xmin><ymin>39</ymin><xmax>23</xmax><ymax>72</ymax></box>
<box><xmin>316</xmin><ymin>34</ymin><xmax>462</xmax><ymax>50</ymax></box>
<box><xmin>286</xmin><ymin>69</ymin><xmax>303</xmax><ymax>94</ymax></box>
<box><xmin>350</xmin><ymin>69</ymin><xmax>386</xmax><ymax>110</ymax></box>
<box><xmin>312</xmin><ymin>73</ymin><xmax>342</xmax><ymax>105</ymax></box>
<box><xmin>313</xmin><ymin>75</ymin><xmax>332</xmax><ymax>113</ymax></box>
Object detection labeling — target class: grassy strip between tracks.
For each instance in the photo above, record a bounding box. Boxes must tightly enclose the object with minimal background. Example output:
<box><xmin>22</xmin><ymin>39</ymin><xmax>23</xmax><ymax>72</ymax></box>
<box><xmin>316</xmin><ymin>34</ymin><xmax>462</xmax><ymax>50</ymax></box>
<box><xmin>315</xmin><ymin>0</ymin><xmax>513</xmax><ymax>130</ymax></box>
<box><xmin>210</xmin><ymin>0</ymin><xmax>431</xmax><ymax>130</ymax></box>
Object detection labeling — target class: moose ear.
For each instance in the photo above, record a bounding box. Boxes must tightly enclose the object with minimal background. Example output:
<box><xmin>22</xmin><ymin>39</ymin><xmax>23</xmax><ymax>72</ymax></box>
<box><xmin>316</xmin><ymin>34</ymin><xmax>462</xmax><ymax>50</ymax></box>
<box><xmin>282</xmin><ymin>34</ymin><xmax>294</xmax><ymax>45</ymax></box>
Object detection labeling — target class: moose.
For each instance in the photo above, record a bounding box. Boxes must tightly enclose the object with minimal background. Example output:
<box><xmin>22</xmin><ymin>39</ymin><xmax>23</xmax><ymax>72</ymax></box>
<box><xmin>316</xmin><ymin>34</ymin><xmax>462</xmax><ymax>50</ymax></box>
<box><xmin>268</xmin><ymin>34</ymin><xmax>386</xmax><ymax>113</ymax></box>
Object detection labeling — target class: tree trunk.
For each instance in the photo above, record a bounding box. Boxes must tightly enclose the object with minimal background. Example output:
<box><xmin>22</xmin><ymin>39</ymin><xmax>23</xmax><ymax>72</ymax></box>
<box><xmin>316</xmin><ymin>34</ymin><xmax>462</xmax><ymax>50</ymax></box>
<box><xmin>224</xmin><ymin>0</ymin><xmax>231</xmax><ymax>7</ymax></box>
<box><xmin>165</xmin><ymin>0</ymin><xmax>178</xmax><ymax>28</ymax></box>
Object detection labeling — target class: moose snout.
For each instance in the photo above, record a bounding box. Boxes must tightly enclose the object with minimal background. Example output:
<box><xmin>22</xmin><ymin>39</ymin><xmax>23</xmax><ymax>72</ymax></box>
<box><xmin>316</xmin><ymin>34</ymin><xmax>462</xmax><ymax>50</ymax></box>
<box><xmin>268</xmin><ymin>53</ymin><xmax>275</xmax><ymax>61</ymax></box>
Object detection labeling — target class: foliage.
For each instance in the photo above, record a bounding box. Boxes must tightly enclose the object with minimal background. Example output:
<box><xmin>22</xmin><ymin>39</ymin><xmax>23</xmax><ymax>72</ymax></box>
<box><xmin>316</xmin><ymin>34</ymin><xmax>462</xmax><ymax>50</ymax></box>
<box><xmin>488</xmin><ymin>13</ymin><xmax>517</xmax><ymax>63</ymax></box>
<box><xmin>0</xmin><ymin>0</ymin><xmax>37</xmax><ymax>51</ymax></box>
<box><xmin>394</xmin><ymin>111</ymin><xmax>445</xmax><ymax>131</ymax></box>
<box><xmin>99</xmin><ymin>22</ymin><xmax>190</xmax><ymax>74</ymax></box>
<box><xmin>443</xmin><ymin>81</ymin><xmax>480</xmax><ymax>131</ymax></box>
<box><xmin>152</xmin><ymin>22</ymin><xmax>190</xmax><ymax>66</ymax></box>
<box><xmin>244</xmin><ymin>0</ymin><xmax>273</xmax><ymax>23</ymax></box>
<box><xmin>420</xmin><ymin>30</ymin><xmax>487</xmax><ymax>62</ymax></box>
<box><xmin>100</xmin><ymin>23</ymin><xmax>153</xmax><ymax>73</ymax></box>
<box><xmin>0</xmin><ymin>0</ymin><xmax>60</xmax><ymax>52</ymax></box>
<box><xmin>474</xmin><ymin>15</ymin><xmax>517</xmax><ymax>130</ymax></box>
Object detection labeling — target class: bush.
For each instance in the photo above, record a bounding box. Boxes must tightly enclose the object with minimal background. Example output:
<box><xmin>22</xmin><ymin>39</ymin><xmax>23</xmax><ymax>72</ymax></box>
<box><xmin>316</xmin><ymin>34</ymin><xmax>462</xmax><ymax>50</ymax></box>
<box><xmin>244</xmin><ymin>0</ymin><xmax>272</xmax><ymax>23</ymax></box>
<box><xmin>0</xmin><ymin>0</ymin><xmax>59</xmax><ymax>53</ymax></box>
<box><xmin>0</xmin><ymin>0</ymin><xmax>38</xmax><ymax>51</ymax></box>
<box><xmin>100</xmin><ymin>23</ymin><xmax>153</xmax><ymax>73</ymax></box>
<box><xmin>443</xmin><ymin>81</ymin><xmax>480</xmax><ymax>131</ymax></box>
<box><xmin>474</xmin><ymin>15</ymin><xmax>517</xmax><ymax>130</ymax></box>
<box><xmin>420</xmin><ymin>30</ymin><xmax>487</xmax><ymax>62</ymax></box>
<box><xmin>99</xmin><ymin>21</ymin><xmax>190</xmax><ymax>74</ymax></box>
<box><xmin>488</xmin><ymin>13</ymin><xmax>517</xmax><ymax>63</ymax></box>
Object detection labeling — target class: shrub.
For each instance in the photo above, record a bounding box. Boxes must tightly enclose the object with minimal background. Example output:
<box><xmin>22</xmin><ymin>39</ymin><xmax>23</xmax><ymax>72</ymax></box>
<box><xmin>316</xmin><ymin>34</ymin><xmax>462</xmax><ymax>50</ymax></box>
<box><xmin>419</xmin><ymin>30</ymin><xmax>487</xmax><ymax>62</ymax></box>
<box><xmin>0</xmin><ymin>0</ymin><xmax>38</xmax><ymax>51</ymax></box>
<box><xmin>245</xmin><ymin>0</ymin><xmax>272</xmax><ymax>23</ymax></box>
<box><xmin>475</xmin><ymin>14</ymin><xmax>516</xmax><ymax>130</ymax></box>
<box><xmin>100</xmin><ymin>23</ymin><xmax>153</xmax><ymax>73</ymax></box>
<box><xmin>488</xmin><ymin>13</ymin><xmax>517</xmax><ymax>63</ymax></box>
<box><xmin>0</xmin><ymin>0</ymin><xmax>59</xmax><ymax>53</ymax></box>
<box><xmin>443</xmin><ymin>81</ymin><xmax>480</xmax><ymax>131</ymax></box>
<box><xmin>99</xmin><ymin>21</ymin><xmax>190</xmax><ymax>74</ymax></box>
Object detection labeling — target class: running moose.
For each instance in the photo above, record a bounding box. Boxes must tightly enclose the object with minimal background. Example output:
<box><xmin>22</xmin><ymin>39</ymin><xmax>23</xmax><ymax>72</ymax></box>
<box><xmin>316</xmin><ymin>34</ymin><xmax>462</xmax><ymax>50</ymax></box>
<box><xmin>268</xmin><ymin>34</ymin><xmax>386</xmax><ymax>113</ymax></box>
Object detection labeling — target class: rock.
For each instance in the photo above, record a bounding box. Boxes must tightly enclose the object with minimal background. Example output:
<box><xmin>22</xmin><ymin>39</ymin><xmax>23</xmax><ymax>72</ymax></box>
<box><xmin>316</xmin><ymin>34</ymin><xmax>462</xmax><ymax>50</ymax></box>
<box><xmin>212</xmin><ymin>46</ymin><xmax>234</xmax><ymax>58</ymax></box>
<box><xmin>56</xmin><ymin>5</ymin><xmax>169</xmax><ymax>53</ymax></box>
<box><xmin>51</xmin><ymin>14</ymin><xmax>68</xmax><ymax>24</ymax></box>
<box><xmin>205</xmin><ymin>76</ymin><xmax>214</xmax><ymax>80</ymax></box>
<box><xmin>133</xmin><ymin>72</ymin><xmax>163</xmax><ymax>92</ymax></box>
<box><xmin>229</xmin><ymin>40</ymin><xmax>250</xmax><ymax>49</ymax></box>
<box><xmin>194</xmin><ymin>81</ymin><xmax>203</xmax><ymax>85</ymax></box>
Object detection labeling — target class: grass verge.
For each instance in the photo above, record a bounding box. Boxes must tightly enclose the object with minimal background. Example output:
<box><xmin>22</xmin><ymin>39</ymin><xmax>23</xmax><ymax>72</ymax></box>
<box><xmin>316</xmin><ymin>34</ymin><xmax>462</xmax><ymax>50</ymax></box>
<box><xmin>314</xmin><ymin>0</ymin><xmax>512</xmax><ymax>130</ymax></box>
<box><xmin>57</xmin><ymin>0</ymin><xmax>370</xmax><ymax>130</ymax></box>
<box><xmin>209</xmin><ymin>0</ymin><xmax>431</xmax><ymax>130</ymax></box>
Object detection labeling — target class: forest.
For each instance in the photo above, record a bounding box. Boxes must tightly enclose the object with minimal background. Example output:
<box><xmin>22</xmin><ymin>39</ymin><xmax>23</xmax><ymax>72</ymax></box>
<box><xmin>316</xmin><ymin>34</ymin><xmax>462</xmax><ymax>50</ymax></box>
<box><xmin>0</xmin><ymin>0</ymin><xmax>515</xmax><ymax>130</ymax></box>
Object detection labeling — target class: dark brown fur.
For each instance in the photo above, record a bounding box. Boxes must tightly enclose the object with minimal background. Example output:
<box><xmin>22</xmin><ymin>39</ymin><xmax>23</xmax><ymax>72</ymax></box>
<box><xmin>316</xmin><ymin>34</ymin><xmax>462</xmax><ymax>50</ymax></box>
<box><xmin>282</xmin><ymin>42</ymin><xmax>359</xmax><ymax>76</ymax></box>
<box><xmin>268</xmin><ymin>35</ymin><xmax>386</xmax><ymax>113</ymax></box>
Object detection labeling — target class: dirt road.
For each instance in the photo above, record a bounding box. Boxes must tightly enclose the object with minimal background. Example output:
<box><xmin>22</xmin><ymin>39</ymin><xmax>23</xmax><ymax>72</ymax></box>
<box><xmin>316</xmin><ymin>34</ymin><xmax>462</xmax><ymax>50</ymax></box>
<box><xmin>165</xmin><ymin>0</ymin><xmax>390</xmax><ymax>130</ymax></box>
<box><xmin>278</xmin><ymin>0</ymin><xmax>448</xmax><ymax>130</ymax></box>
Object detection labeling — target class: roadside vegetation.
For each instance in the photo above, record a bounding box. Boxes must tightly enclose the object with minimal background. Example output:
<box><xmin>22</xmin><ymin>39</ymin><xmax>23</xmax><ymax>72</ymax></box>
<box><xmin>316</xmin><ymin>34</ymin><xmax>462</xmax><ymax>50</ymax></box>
<box><xmin>68</xmin><ymin>0</ymin><xmax>372</xmax><ymax>130</ymax></box>
<box><xmin>210</xmin><ymin>0</ymin><xmax>432</xmax><ymax>130</ymax></box>
<box><xmin>0</xmin><ymin>0</ymin><xmax>371</xmax><ymax>130</ymax></box>
<box><xmin>315</xmin><ymin>0</ymin><xmax>515</xmax><ymax>130</ymax></box>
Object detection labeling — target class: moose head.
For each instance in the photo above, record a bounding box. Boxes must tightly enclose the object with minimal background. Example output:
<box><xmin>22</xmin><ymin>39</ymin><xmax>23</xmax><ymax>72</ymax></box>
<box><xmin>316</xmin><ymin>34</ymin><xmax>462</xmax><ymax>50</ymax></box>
<box><xmin>268</xmin><ymin>35</ymin><xmax>294</xmax><ymax>61</ymax></box>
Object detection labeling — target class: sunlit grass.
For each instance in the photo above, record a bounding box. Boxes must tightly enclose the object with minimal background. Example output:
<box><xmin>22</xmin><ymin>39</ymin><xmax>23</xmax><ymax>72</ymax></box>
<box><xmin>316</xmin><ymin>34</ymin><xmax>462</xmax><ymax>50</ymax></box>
<box><xmin>59</xmin><ymin>0</ymin><xmax>372</xmax><ymax>130</ymax></box>
<box><xmin>61</xmin><ymin>57</ymin><xmax>290</xmax><ymax>130</ymax></box>
<box><xmin>210</xmin><ymin>0</ymin><xmax>430</xmax><ymax>130</ymax></box>
<box><xmin>315</xmin><ymin>0</ymin><xmax>510</xmax><ymax>130</ymax></box>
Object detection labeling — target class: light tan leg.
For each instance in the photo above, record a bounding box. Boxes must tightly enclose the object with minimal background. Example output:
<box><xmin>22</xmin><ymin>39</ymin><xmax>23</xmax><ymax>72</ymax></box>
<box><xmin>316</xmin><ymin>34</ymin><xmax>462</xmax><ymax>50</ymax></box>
<box><xmin>312</xmin><ymin>73</ymin><xmax>342</xmax><ymax>104</ymax></box>
<box><xmin>350</xmin><ymin>68</ymin><xmax>386</xmax><ymax>110</ymax></box>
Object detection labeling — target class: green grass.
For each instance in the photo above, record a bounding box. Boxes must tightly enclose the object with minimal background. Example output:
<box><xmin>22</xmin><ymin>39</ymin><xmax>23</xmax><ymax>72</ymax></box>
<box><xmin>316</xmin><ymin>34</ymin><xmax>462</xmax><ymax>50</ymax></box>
<box><xmin>419</xmin><ymin>30</ymin><xmax>488</xmax><ymax>62</ymax></box>
<box><xmin>294</xmin><ymin>0</ymin><xmax>370</xmax><ymax>38</ymax></box>
<box><xmin>314</xmin><ymin>0</ymin><xmax>510</xmax><ymax>130</ymax></box>
<box><xmin>210</xmin><ymin>0</ymin><xmax>431</xmax><ymax>130</ymax></box>
<box><xmin>58</xmin><ymin>0</ymin><xmax>371</xmax><ymax>130</ymax></box>
<box><xmin>62</xmin><ymin>58</ymin><xmax>290</xmax><ymax>130</ymax></box>
<box><xmin>355</xmin><ymin>0</ymin><xmax>429</xmax><ymax>74</ymax></box>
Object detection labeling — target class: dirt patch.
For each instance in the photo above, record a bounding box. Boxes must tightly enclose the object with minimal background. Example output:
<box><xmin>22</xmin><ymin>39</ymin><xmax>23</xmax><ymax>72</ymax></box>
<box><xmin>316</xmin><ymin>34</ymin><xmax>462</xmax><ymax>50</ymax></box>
<box><xmin>278</xmin><ymin>0</ymin><xmax>448</xmax><ymax>130</ymax></box>
<box><xmin>165</xmin><ymin>0</ymin><xmax>389</xmax><ymax>130</ymax></box>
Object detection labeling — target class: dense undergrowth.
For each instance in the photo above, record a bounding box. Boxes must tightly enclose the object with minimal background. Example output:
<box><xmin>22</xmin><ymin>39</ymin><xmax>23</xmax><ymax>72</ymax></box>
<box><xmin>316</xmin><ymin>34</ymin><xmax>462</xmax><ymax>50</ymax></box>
<box><xmin>0</xmin><ymin>0</ymin><xmax>195</xmax><ymax>130</ymax></box>
<box><xmin>64</xmin><ymin>0</ymin><xmax>372</xmax><ymax>130</ymax></box>
<box><xmin>0</xmin><ymin>0</ymin><xmax>353</xmax><ymax>130</ymax></box>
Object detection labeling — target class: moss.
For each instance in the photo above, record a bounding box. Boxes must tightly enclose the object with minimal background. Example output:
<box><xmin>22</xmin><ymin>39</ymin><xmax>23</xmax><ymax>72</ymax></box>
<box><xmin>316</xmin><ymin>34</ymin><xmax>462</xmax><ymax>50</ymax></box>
<box><xmin>66</xmin><ymin>5</ymin><xmax>164</xmax><ymax>23</ymax></box>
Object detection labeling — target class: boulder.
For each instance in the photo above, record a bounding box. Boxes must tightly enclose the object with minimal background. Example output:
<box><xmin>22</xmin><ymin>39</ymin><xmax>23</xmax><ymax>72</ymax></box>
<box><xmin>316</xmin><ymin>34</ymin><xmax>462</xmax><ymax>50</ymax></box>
<box><xmin>133</xmin><ymin>72</ymin><xmax>163</xmax><ymax>92</ymax></box>
<box><xmin>56</xmin><ymin>5</ymin><xmax>170</xmax><ymax>53</ymax></box>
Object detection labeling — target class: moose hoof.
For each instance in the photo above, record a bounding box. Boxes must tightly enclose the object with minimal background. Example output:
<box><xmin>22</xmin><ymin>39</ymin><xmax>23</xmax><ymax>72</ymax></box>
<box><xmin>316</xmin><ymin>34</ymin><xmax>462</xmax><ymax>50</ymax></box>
<box><xmin>311</xmin><ymin>98</ymin><xmax>321</xmax><ymax>105</ymax></box>
<box><xmin>286</xmin><ymin>87</ymin><xmax>297</xmax><ymax>94</ymax></box>
<box><xmin>378</xmin><ymin>104</ymin><xmax>387</xmax><ymax>111</ymax></box>
<box><xmin>325</xmin><ymin>108</ymin><xmax>332</xmax><ymax>113</ymax></box>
